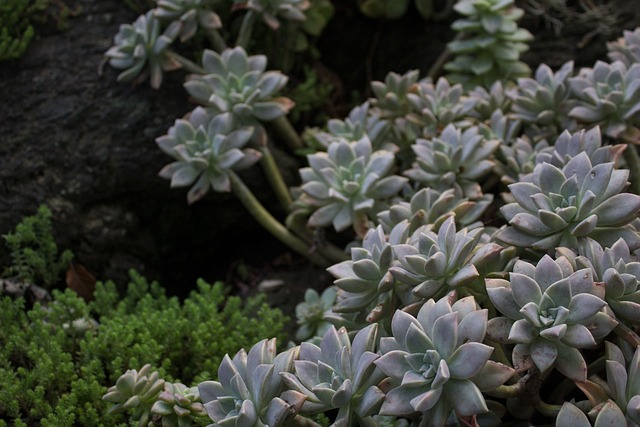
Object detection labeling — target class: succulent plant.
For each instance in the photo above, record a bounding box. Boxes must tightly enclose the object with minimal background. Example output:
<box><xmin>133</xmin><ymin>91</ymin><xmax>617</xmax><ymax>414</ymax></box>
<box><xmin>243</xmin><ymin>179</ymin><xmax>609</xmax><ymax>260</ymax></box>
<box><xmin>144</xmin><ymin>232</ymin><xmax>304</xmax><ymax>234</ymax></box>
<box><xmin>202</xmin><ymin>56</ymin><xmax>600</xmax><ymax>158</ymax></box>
<box><xmin>496</xmin><ymin>150</ymin><xmax>640</xmax><ymax>252</ymax></box>
<box><xmin>404</xmin><ymin>124</ymin><xmax>500</xmax><ymax>199</ymax></box>
<box><xmin>478</xmin><ymin>108</ymin><xmax>521</xmax><ymax>145</ymax></box>
<box><xmin>608</xmin><ymin>27</ymin><xmax>640</xmax><ymax>68</ymax></box>
<box><xmin>406</xmin><ymin>77</ymin><xmax>476</xmax><ymax>138</ymax></box>
<box><xmin>486</xmin><ymin>255</ymin><xmax>618</xmax><ymax>381</ymax></box>
<box><xmin>535</xmin><ymin>126</ymin><xmax>626</xmax><ymax>170</ymax></box>
<box><xmin>151</xmin><ymin>382</ymin><xmax>207</xmax><ymax>427</ymax></box>
<box><xmin>294</xmin><ymin>286</ymin><xmax>337</xmax><ymax>341</ymax></box>
<box><xmin>374</xmin><ymin>295</ymin><xmax>514</xmax><ymax>425</ymax></box>
<box><xmin>326</xmin><ymin>223</ymin><xmax>420</xmax><ymax>331</ymax></box>
<box><xmin>510</xmin><ymin>61</ymin><xmax>576</xmax><ymax>138</ymax></box>
<box><xmin>376</xmin><ymin>187</ymin><xmax>492</xmax><ymax>235</ymax></box>
<box><xmin>198</xmin><ymin>338</ymin><xmax>305</xmax><ymax>427</ymax></box>
<box><xmin>556</xmin><ymin>400</ymin><xmax>628</xmax><ymax>427</ymax></box>
<box><xmin>280</xmin><ymin>324</ymin><xmax>387</xmax><ymax>425</ymax></box>
<box><xmin>370</xmin><ymin>70</ymin><xmax>423</xmax><ymax>147</ymax></box>
<box><xmin>558</xmin><ymin>238</ymin><xmax>640</xmax><ymax>325</ymax></box>
<box><xmin>468</xmin><ymin>80</ymin><xmax>515</xmax><ymax>121</ymax></box>
<box><xmin>445</xmin><ymin>0</ymin><xmax>533</xmax><ymax>88</ymax></box>
<box><xmin>310</xmin><ymin>102</ymin><xmax>391</xmax><ymax>151</ymax></box>
<box><xmin>494</xmin><ymin>136</ymin><xmax>549</xmax><ymax>186</ymax></box>
<box><xmin>603</xmin><ymin>341</ymin><xmax>640</xmax><ymax>425</ymax></box>
<box><xmin>558</xmin><ymin>341</ymin><xmax>640</xmax><ymax>426</ymax></box>
<box><xmin>390</xmin><ymin>217</ymin><xmax>503</xmax><ymax>300</ymax></box>
<box><xmin>157</xmin><ymin>108</ymin><xmax>261</xmax><ymax>204</ymax></box>
<box><xmin>568</xmin><ymin>61</ymin><xmax>640</xmax><ymax>138</ymax></box>
<box><xmin>184</xmin><ymin>46</ymin><xmax>293</xmax><ymax>140</ymax></box>
<box><xmin>102</xmin><ymin>364</ymin><xmax>166</xmax><ymax>426</ymax></box>
<box><xmin>154</xmin><ymin>0</ymin><xmax>222</xmax><ymax>42</ymax></box>
<box><xmin>105</xmin><ymin>11</ymin><xmax>181</xmax><ymax>89</ymax></box>
<box><xmin>236</xmin><ymin>0</ymin><xmax>310</xmax><ymax>30</ymax></box>
<box><xmin>297</xmin><ymin>137</ymin><xmax>408</xmax><ymax>234</ymax></box>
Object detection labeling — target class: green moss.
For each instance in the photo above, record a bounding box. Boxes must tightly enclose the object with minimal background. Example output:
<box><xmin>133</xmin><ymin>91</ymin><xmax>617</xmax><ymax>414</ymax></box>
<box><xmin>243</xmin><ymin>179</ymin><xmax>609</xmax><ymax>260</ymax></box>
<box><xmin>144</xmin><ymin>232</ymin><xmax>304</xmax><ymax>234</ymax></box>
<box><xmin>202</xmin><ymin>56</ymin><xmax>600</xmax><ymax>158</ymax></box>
<box><xmin>0</xmin><ymin>0</ymin><xmax>48</xmax><ymax>60</ymax></box>
<box><xmin>2</xmin><ymin>204</ymin><xmax>73</xmax><ymax>288</ymax></box>
<box><xmin>0</xmin><ymin>270</ymin><xmax>288</xmax><ymax>426</ymax></box>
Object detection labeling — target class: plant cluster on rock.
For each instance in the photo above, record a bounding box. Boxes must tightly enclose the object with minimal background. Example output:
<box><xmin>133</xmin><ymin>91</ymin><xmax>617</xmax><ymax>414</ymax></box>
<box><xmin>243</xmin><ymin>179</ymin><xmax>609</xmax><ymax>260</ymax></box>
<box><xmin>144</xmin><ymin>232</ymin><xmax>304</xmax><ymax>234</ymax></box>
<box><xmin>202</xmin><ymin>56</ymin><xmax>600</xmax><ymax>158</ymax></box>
<box><xmin>4</xmin><ymin>0</ymin><xmax>640</xmax><ymax>425</ymax></box>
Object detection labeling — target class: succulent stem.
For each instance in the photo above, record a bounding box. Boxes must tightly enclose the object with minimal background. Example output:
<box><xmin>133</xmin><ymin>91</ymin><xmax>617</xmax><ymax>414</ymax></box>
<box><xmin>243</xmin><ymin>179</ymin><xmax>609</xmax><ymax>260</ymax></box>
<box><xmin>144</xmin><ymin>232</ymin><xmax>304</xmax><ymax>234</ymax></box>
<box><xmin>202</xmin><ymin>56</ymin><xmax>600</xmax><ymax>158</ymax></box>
<box><xmin>548</xmin><ymin>356</ymin><xmax>606</xmax><ymax>403</ymax></box>
<box><xmin>258</xmin><ymin>144</ymin><xmax>293</xmax><ymax>211</ymax></box>
<box><xmin>167</xmin><ymin>52</ymin><xmax>205</xmax><ymax>74</ymax></box>
<box><xmin>206</xmin><ymin>28</ymin><xmax>227</xmax><ymax>52</ymax></box>
<box><xmin>621</xmin><ymin>127</ymin><xmax>640</xmax><ymax>194</ymax></box>
<box><xmin>270</xmin><ymin>116</ymin><xmax>305</xmax><ymax>152</ymax></box>
<box><xmin>228</xmin><ymin>171</ymin><xmax>331</xmax><ymax>267</ymax></box>
<box><xmin>427</xmin><ymin>32</ymin><xmax>463</xmax><ymax>80</ymax></box>
<box><xmin>533</xmin><ymin>400</ymin><xmax>562</xmax><ymax>418</ymax></box>
<box><xmin>488</xmin><ymin>381</ymin><xmax>523</xmax><ymax>398</ymax></box>
<box><xmin>287</xmin><ymin>215</ymin><xmax>348</xmax><ymax>264</ymax></box>
<box><xmin>236</xmin><ymin>10</ymin><xmax>257</xmax><ymax>49</ymax></box>
<box><xmin>613</xmin><ymin>321</ymin><xmax>640</xmax><ymax>347</ymax></box>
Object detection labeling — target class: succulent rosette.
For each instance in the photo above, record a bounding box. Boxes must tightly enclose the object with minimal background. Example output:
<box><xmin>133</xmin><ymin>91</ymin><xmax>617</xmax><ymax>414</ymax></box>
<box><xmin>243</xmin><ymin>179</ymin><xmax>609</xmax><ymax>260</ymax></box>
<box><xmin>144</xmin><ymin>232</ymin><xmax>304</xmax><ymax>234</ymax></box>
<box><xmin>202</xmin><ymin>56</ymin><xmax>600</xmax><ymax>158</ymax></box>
<box><xmin>151</xmin><ymin>383</ymin><xmax>207</xmax><ymax>427</ymax></box>
<box><xmin>374</xmin><ymin>295</ymin><xmax>514</xmax><ymax>425</ymax></box>
<box><xmin>105</xmin><ymin>11</ymin><xmax>181</xmax><ymax>89</ymax></box>
<box><xmin>376</xmin><ymin>187</ymin><xmax>492</xmax><ymax>235</ymax></box>
<box><xmin>236</xmin><ymin>0</ymin><xmax>310</xmax><ymax>30</ymax></box>
<box><xmin>297</xmin><ymin>137</ymin><xmax>408</xmax><ymax>233</ymax></box>
<box><xmin>608</xmin><ymin>27</ymin><xmax>640</xmax><ymax>68</ymax></box>
<box><xmin>198</xmin><ymin>339</ymin><xmax>305</xmax><ymax>427</ymax></box>
<box><xmin>558</xmin><ymin>238</ymin><xmax>640</xmax><ymax>325</ymax></box>
<box><xmin>568</xmin><ymin>61</ymin><xmax>640</xmax><ymax>137</ymax></box>
<box><xmin>184</xmin><ymin>47</ymin><xmax>293</xmax><ymax>139</ymax></box>
<box><xmin>294</xmin><ymin>286</ymin><xmax>337</xmax><ymax>341</ymax></box>
<box><xmin>511</xmin><ymin>61</ymin><xmax>575</xmax><ymax>126</ymax></box>
<box><xmin>370</xmin><ymin>70</ymin><xmax>423</xmax><ymax>147</ymax></box>
<box><xmin>486</xmin><ymin>255</ymin><xmax>618</xmax><ymax>381</ymax></box>
<box><xmin>311</xmin><ymin>102</ymin><xmax>391</xmax><ymax>151</ymax></box>
<box><xmin>157</xmin><ymin>108</ymin><xmax>261</xmax><ymax>204</ymax></box>
<box><xmin>390</xmin><ymin>217</ymin><xmax>503</xmax><ymax>301</ymax></box>
<box><xmin>496</xmin><ymin>150</ymin><xmax>640</xmax><ymax>252</ymax></box>
<box><xmin>326</xmin><ymin>223</ymin><xmax>420</xmax><ymax>331</ymax></box>
<box><xmin>154</xmin><ymin>0</ymin><xmax>222</xmax><ymax>41</ymax></box>
<box><xmin>102</xmin><ymin>364</ymin><xmax>166</xmax><ymax>426</ymax></box>
<box><xmin>406</xmin><ymin>77</ymin><xmax>476</xmax><ymax>137</ymax></box>
<box><xmin>281</xmin><ymin>324</ymin><xmax>387</xmax><ymax>425</ymax></box>
<box><xmin>468</xmin><ymin>80</ymin><xmax>515</xmax><ymax>121</ymax></box>
<box><xmin>404</xmin><ymin>124</ymin><xmax>500</xmax><ymax>200</ymax></box>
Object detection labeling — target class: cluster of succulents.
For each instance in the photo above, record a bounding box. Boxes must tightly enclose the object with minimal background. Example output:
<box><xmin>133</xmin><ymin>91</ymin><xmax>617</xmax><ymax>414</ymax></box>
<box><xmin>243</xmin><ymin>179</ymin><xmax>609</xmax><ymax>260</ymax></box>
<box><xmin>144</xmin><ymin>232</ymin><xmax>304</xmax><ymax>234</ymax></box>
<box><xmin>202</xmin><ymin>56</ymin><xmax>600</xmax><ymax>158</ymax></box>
<box><xmin>154</xmin><ymin>0</ymin><xmax>222</xmax><ymax>42</ymax></box>
<box><xmin>101</xmin><ymin>0</ymin><xmax>640</xmax><ymax>424</ymax></box>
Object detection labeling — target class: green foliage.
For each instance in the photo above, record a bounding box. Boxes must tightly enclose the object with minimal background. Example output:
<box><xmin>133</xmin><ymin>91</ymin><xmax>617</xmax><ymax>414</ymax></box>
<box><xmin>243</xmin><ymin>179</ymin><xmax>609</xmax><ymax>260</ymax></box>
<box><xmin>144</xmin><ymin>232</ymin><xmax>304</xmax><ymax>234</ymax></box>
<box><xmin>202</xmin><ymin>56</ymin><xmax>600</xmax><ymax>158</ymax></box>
<box><xmin>0</xmin><ymin>0</ymin><xmax>47</xmax><ymax>61</ymax></box>
<box><xmin>2</xmin><ymin>204</ymin><xmax>73</xmax><ymax>288</ymax></box>
<box><xmin>287</xmin><ymin>66</ymin><xmax>334</xmax><ymax>126</ymax></box>
<box><xmin>0</xmin><ymin>270</ymin><xmax>287</xmax><ymax>425</ymax></box>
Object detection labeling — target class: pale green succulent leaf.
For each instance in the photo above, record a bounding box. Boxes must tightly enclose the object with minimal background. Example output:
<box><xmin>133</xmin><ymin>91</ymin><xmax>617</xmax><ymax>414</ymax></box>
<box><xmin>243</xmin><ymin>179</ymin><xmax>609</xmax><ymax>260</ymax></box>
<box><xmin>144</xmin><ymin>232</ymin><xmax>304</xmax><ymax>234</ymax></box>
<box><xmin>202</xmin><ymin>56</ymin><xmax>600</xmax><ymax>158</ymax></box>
<box><xmin>530</xmin><ymin>338</ymin><xmax>558</xmax><ymax>373</ymax></box>
<box><xmin>444</xmin><ymin>379</ymin><xmax>487</xmax><ymax>416</ymax></box>
<box><xmin>556</xmin><ymin>402</ymin><xmax>591</xmax><ymax>427</ymax></box>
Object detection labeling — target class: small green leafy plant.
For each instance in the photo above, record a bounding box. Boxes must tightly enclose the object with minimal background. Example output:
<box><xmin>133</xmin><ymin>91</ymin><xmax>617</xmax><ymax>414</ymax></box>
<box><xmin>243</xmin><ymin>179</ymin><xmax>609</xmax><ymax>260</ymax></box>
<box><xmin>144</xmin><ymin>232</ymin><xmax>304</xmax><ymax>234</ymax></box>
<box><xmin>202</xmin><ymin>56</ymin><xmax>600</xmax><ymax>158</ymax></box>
<box><xmin>2</xmin><ymin>204</ymin><xmax>73</xmax><ymax>288</ymax></box>
<box><xmin>0</xmin><ymin>270</ymin><xmax>287</xmax><ymax>426</ymax></box>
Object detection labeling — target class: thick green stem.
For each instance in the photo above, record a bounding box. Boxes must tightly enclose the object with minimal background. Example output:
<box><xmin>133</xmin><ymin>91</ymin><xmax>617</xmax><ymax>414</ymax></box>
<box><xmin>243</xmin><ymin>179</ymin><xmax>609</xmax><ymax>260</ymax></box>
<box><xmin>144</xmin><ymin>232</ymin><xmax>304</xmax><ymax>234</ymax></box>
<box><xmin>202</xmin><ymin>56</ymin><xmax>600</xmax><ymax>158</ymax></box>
<box><xmin>259</xmin><ymin>145</ymin><xmax>293</xmax><ymax>211</ymax></box>
<box><xmin>229</xmin><ymin>171</ymin><xmax>331</xmax><ymax>267</ymax></box>
<box><xmin>288</xmin><ymin>415</ymin><xmax>322</xmax><ymax>427</ymax></box>
<box><xmin>489</xmin><ymin>381</ymin><xmax>523</xmax><ymax>399</ymax></box>
<box><xmin>236</xmin><ymin>10</ymin><xmax>257</xmax><ymax>49</ymax></box>
<box><xmin>286</xmin><ymin>214</ymin><xmax>349</xmax><ymax>264</ymax></box>
<box><xmin>533</xmin><ymin>400</ymin><xmax>562</xmax><ymax>418</ymax></box>
<box><xmin>621</xmin><ymin>129</ymin><xmax>640</xmax><ymax>194</ymax></box>
<box><xmin>168</xmin><ymin>52</ymin><xmax>205</xmax><ymax>74</ymax></box>
<box><xmin>206</xmin><ymin>28</ymin><xmax>227</xmax><ymax>52</ymax></box>
<box><xmin>270</xmin><ymin>116</ymin><xmax>305</xmax><ymax>152</ymax></box>
<box><xmin>549</xmin><ymin>356</ymin><xmax>606</xmax><ymax>404</ymax></box>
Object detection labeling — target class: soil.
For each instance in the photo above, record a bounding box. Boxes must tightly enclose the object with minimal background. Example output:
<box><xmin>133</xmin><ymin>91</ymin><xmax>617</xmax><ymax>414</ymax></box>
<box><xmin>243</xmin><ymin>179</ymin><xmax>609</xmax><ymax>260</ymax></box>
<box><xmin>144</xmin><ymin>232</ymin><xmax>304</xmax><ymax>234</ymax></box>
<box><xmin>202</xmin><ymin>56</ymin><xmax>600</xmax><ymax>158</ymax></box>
<box><xmin>1</xmin><ymin>0</ymin><xmax>639</xmax><ymax>318</ymax></box>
